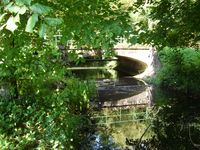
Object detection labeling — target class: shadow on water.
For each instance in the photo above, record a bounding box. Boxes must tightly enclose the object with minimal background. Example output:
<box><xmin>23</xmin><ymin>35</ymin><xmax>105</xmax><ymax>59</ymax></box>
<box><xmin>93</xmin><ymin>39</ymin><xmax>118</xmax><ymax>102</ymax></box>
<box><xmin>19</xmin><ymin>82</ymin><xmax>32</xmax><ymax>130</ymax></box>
<box><xmin>88</xmin><ymin>88</ymin><xmax>200</xmax><ymax>150</ymax></box>
<box><xmin>143</xmin><ymin>87</ymin><xmax>200</xmax><ymax>150</ymax></box>
<box><xmin>71</xmin><ymin>59</ymin><xmax>149</xmax><ymax>107</ymax></box>
<box><xmin>96</xmin><ymin>77</ymin><xmax>146</xmax><ymax>102</ymax></box>
<box><xmin>71</xmin><ymin>58</ymin><xmax>200</xmax><ymax>150</ymax></box>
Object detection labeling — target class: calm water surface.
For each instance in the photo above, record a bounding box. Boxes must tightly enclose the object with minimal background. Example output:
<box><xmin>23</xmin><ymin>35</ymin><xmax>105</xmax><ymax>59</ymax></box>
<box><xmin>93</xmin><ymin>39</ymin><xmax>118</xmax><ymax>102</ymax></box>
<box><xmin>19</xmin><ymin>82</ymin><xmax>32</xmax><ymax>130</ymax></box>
<box><xmin>85</xmin><ymin>87</ymin><xmax>200</xmax><ymax>150</ymax></box>
<box><xmin>72</xmin><ymin>60</ymin><xmax>200</xmax><ymax>150</ymax></box>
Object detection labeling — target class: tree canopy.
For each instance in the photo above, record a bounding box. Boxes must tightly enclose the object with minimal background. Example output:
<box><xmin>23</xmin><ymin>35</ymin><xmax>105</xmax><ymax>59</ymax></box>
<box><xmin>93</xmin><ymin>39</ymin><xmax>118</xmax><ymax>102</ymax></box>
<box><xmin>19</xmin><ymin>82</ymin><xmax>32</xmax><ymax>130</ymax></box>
<box><xmin>0</xmin><ymin>0</ymin><xmax>134</xmax><ymax>48</ymax></box>
<box><xmin>134</xmin><ymin>0</ymin><xmax>200</xmax><ymax>48</ymax></box>
<box><xmin>0</xmin><ymin>0</ymin><xmax>135</xmax><ymax>99</ymax></box>
<box><xmin>0</xmin><ymin>0</ymin><xmax>135</xmax><ymax>149</ymax></box>
<box><xmin>1</xmin><ymin>0</ymin><xmax>200</xmax><ymax>149</ymax></box>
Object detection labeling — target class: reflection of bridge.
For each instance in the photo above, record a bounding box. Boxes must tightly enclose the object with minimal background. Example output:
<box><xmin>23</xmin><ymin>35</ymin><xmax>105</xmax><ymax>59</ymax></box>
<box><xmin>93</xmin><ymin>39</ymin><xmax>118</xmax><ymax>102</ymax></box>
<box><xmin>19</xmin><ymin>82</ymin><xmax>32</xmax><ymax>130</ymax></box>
<box><xmin>95</xmin><ymin>46</ymin><xmax>155</xmax><ymax>108</ymax></box>
<box><xmin>53</xmin><ymin>34</ymin><xmax>156</xmax><ymax>108</ymax></box>
<box><xmin>93</xmin><ymin>107</ymin><xmax>152</xmax><ymax>125</ymax></box>
<box><xmin>96</xmin><ymin>85</ymin><xmax>153</xmax><ymax>108</ymax></box>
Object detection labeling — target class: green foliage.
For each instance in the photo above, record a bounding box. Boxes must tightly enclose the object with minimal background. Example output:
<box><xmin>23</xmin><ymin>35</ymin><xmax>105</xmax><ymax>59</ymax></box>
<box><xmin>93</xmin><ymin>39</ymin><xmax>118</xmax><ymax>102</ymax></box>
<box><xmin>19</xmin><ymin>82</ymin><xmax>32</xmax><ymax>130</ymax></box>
<box><xmin>60</xmin><ymin>78</ymin><xmax>96</xmax><ymax>114</ymax></box>
<box><xmin>155</xmin><ymin>47</ymin><xmax>200</xmax><ymax>92</ymax></box>
<box><xmin>131</xmin><ymin>0</ymin><xmax>200</xmax><ymax>94</ymax></box>
<box><xmin>5</xmin><ymin>16</ymin><xmax>18</xmax><ymax>32</ymax></box>
<box><xmin>0</xmin><ymin>0</ymin><xmax>135</xmax><ymax>149</ymax></box>
<box><xmin>38</xmin><ymin>23</ymin><xmax>46</xmax><ymax>38</ymax></box>
<box><xmin>30</xmin><ymin>3</ymin><xmax>52</xmax><ymax>14</ymax></box>
<box><xmin>0</xmin><ymin>25</ymin><xmax>95</xmax><ymax>148</ymax></box>
<box><xmin>0</xmin><ymin>97</ymin><xmax>90</xmax><ymax>149</ymax></box>
<box><xmin>0</xmin><ymin>0</ymin><xmax>62</xmax><ymax>37</ymax></box>
<box><xmin>15</xmin><ymin>0</ymin><xmax>32</xmax><ymax>6</ymax></box>
<box><xmin>134</xmin><ymin>0</ymin><xmax>200</xmax><ymax>48</ymax></box>
<box><xmin>58</xmin><ymin>0</ymin><xmax>134</xmax><ymax>49</ymax></box>
<box><xmin>25</xmin><ymin>13</ymin><xmax>38</xmax><ymax>33</ymax></box>
<box><xmin>102</xmin><ymin>49</ymin><xmax>117</xmax><ymax>59</ymax></box>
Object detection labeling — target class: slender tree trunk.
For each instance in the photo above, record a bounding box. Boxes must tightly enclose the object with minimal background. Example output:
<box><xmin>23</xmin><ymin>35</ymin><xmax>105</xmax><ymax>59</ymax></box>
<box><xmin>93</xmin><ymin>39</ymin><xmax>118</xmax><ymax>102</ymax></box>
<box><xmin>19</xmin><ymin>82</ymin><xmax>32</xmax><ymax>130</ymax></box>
<box><xmin>12</xmin><ymin>37</ymin><xmax>19</xmax><ymax>99</ymax></box>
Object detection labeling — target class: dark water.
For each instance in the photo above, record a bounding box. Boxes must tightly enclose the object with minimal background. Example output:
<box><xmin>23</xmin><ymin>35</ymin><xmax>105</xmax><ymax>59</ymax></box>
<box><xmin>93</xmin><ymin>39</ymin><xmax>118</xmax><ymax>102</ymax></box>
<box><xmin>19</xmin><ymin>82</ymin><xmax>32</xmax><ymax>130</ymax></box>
<box><xmin>71</xmin><ymin>57</ymin><xmax>147</xmax><ymax>80</ymax></box>
<box><xmin>72</xmin><ymin>59</ymin><xmax>200</xmax><ymax>150</ymax></box>
<box><xmin>71</xmin><ymin>59</ymin><xmax>147</xmax><ymax>104</ymax></box>
<box><xmin>88</xmin><ymin>88</ymin><xmax>200</xmax><ymax>150</ymax></box>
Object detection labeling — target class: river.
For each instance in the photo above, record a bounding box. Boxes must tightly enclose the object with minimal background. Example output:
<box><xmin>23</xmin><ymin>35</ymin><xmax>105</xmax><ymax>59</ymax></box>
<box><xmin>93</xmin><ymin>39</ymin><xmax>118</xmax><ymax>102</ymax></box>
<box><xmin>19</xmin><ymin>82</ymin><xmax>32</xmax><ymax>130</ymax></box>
<box><xmin>71</xmin><ymin>58</ymin><xmax>200</xmax><ymax>150</ymax></box>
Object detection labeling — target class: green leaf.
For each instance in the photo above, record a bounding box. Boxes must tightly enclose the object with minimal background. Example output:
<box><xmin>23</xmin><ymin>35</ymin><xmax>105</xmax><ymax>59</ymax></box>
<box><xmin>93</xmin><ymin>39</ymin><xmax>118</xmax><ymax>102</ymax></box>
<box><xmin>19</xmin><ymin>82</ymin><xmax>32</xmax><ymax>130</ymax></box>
<box><xmin>14</xmin><ymin>14</ymin><xmax>20</xmax><ymax>23</ymax></box>
<box><xmin>39</xmin><ymin>23</ymin><xmax>47</xmax><ymax>38</ymax></box>
<box><xmin>44</xmin><ymin>17</ymin><xmax>63</xmax><ymax>26</ymax></box>
<box><xmin>129</xmin><ymin>36</ymin><xmax>138</xmax><ymax>44</ymax></box>
<box><xmin>25</xmin><ymin>13</ymin><xmax>38</xmax><ymax>33</ymax></box>
<box><xmin>16</xmin><ymin>0</ymin><xmax>32</xmax><ymax>6</ymax></box>
<box><xmin>0</xmin><ymin>13</ymin><xmax>7</xmax><ymax>23</ymax></box>
<box><xmin>4</xmin><ymin>2</ymin><xmax>14</xmax><ymax>11</ymax></box>
<box><xmin>6</xmin><ymin>16</ymin><xmax>18</xmax><ymax>32</ymax></box>
<box><xmin>30</xmin><ymin>3</ymin><xmax>51</xmax><ymax>14</ymax></box>
<box><xmin>18</xmin><ymin>6</ymin><xmax>27</xmax><ymax>14</ymax></box>
<box><xmin>2</xmin><ymin>0</ymin><xmax>10</xmax><ymax>5</ymax></box>
<box><xmin>7</xmin><ymin>5</ymin><xmax>21</xmax><ymax>13</ymax></box>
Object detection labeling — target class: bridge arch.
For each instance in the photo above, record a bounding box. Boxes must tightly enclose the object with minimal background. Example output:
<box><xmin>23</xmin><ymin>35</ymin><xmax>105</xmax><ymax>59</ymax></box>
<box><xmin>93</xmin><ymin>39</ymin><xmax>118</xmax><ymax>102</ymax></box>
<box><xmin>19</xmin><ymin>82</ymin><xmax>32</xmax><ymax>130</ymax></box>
<box><xmin>115</xmin><ymin>55</ymin><xmax>147</xmax><ymax>76</ymax></box>
<box><xmin>115</xmin><ymin>48</ymin><xmax>155</xmax><ymax>78</ymax></box>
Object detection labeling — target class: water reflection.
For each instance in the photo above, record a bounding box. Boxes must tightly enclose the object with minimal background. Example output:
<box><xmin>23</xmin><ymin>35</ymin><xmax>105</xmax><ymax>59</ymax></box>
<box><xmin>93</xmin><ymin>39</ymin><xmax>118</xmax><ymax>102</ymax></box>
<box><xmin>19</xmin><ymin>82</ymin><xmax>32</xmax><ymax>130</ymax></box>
<box><xmin>71</xmin><ymin>60</ymin><xmax>150</xmax><ymax>107</ymax></box>
<box><xmin>70</xmin><ymin>59</ymin><xmax>152</xmax><ymax>149</ymax></box>
<box><xmin>71</xmin><ymin>57</ymin><xmax>147</xmax><ymax>80</ymax></box>
<box><xmin>147</xmin><ymin>88</ymin><xmax>200</xmax><ymax>150</ymax></box>
<box><xmin>96</xmin><ymin>77</ymin><xmax>146</xmax><ymax>103</ymax></box>
<box><xmin>71</xmin><ymin>65</ymin><xmax>135</xmax><ymax>80</ymax></box>
<box><xmin>71</xmin><ymin>59</ymin><xmax>200</xmax><ymax>149</ymax></box>
<box><xmin>91</xmin><ymin>87</ymin><xmax>200</xmax><ymax>150</ymax></box>
<box><xmin>90</xmin><ymin>107</ymin><xmax>153</xmax><ymax>150</ymax></box>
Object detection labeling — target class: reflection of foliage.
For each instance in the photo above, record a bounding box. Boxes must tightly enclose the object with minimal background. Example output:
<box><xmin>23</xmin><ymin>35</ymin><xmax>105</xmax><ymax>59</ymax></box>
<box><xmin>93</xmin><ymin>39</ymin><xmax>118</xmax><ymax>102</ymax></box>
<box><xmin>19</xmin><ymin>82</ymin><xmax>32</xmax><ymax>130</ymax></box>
<box><xmin>151</xmin><ymin>99</ymin><xmax>200</xmax><ymax>150</ymax></box>
<box><xmin>62</xmin><ymin>78</ymin><xmax>96</xmax><ymax>114</ymax></box>
<box><xmin>72</xmin><ymin>68</ymin><xmax>116</xmax><ymax>80</ymax></box>
<box><xmin>93</xmin><ymin>107</ymin><xmax>154</xmax><ymax>149</ymax></box>
<box><xmin>95</xmin><ymin>127</ymin><xmax>120</xmax><ymax>150</ymax></box>
<box><xmin>126</xmin><ymin>91</ymin><xmax>200</xmax><ymax>150</ymax></box>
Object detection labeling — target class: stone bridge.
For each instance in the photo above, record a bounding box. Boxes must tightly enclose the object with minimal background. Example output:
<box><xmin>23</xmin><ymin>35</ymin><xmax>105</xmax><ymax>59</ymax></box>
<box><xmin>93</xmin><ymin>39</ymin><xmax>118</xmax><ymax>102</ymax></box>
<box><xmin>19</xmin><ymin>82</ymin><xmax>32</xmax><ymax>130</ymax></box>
<box><xmin>94</xmin><ymin>45</ymin><xmax>156</xmax><ymax>108</ymax></box>
<box><xmin>114</xmin><ymin>46</ymin><xmax>155</xmax><ymax>79</ymax></box>
<box><xmin>59</xmin><ymin>39</ymin><xmax>157</xmax><ymax>108</ymax></box>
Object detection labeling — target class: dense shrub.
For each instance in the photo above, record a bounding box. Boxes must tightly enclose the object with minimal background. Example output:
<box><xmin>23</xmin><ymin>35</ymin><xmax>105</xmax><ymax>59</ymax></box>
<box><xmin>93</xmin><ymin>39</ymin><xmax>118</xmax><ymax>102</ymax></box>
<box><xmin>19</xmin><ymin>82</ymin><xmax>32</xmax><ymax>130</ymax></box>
<box><xmin>155</xmin><ymin>47</ymin><xmax>200</xmax><ymax>93</ymax></box>
<box><xmin>0</xmin><ymin>77</ymin><xmax>96</xmax><ymax>149</ymax></box>
<box><xmin>0</xmin><ymin>32</ymin><xmax>96</xmax><ymax>149</ymax></box>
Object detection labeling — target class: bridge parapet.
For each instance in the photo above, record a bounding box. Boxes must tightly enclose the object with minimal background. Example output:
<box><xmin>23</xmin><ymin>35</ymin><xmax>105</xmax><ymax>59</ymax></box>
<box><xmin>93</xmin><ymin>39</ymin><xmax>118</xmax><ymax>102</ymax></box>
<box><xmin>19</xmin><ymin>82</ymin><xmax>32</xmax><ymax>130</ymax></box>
<box><xmin>115</xmin><ymin>49</ymin><xmax>152</xmax><ymax>64</ymax></box>
<box><xmin>115</xmin><ymin>47</ymin><xmax>155</xmax><ymax>79</ymax></box>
